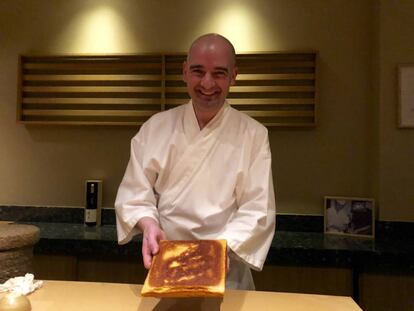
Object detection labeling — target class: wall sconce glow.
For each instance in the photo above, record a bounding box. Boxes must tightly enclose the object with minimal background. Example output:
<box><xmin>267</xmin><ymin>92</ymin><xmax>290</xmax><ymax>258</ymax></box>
<box><xmin>76</xmin><ymin>6</ymin><xmax>127</xmax><ymax>53</ymax></box>
<box><xmin>54</xmin><ymin>5</ymin><xmax>133</xmax><ymax>53</ymax></box>
<box><xmin>206</xmin><ymin>4</ymin><xmax>262</xmax><ymax>52</ymax></box>
<box><xmin>78</xmin><ymin>6</ymin><xmax>120</xmax><ymax>52</ymax></box>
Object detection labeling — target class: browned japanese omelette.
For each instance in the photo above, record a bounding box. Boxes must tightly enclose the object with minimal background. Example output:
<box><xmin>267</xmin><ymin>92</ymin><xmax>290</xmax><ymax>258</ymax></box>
<box><xmin>141</xmin><ymin>239</ymin><xmax>227</xmax><ymax>297</ymax></box>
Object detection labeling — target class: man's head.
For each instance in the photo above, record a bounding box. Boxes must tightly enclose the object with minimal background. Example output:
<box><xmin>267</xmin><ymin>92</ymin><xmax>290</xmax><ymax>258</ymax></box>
<box><xmin>183</xmin><ymin>33</ymin><xmax>238</xmax><ymax>115</ymax></box>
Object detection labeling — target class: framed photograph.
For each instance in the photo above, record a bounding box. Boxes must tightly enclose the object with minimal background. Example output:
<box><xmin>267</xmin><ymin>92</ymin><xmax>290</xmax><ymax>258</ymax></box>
<box><xmin>324</xmin><ymin>196</ymin><xmax>375</xmax><ymax>238</ymax></box>
<box><xmin>398</xmin><ymin>65</ymin><xmax>414</xmax><ymax>128</ymax></box>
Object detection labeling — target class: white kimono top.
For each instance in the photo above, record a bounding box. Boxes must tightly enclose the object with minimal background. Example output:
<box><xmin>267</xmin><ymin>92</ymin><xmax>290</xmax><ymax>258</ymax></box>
<box><xmin>115</xmin><ymin>101</ymin><xmax>276</xmax><ymax>288</ymax></box>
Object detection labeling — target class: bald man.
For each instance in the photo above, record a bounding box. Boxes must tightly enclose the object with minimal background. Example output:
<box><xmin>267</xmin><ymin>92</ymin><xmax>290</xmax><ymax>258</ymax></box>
<box><xmin>115</xmin><ymin>33</ymin><xmax>276</xmax><ymax>290</ymax></box>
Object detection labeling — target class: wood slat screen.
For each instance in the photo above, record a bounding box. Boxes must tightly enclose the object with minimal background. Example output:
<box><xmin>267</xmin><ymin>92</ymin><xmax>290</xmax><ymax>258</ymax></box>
<box><xmin>18</xmin><ymin>55</ymin><xmax>163</xmax><ymax>126</ymax></box>
<box><xmin>18</xmin><ymin>52</ymin><xmax>317</xmax><ymax>127</ymax></box>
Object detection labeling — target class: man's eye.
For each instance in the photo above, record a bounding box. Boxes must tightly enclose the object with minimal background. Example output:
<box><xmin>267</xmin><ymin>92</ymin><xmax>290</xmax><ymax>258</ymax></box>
<box><xmin>191</xmin><ymin>70</ymin><xmax>204</xmax><ymax>76</ymax></box>
<box><xmin>214</xmin><ymin>72</ymin><xmax>227</xmax><ymax>78</ymax></box>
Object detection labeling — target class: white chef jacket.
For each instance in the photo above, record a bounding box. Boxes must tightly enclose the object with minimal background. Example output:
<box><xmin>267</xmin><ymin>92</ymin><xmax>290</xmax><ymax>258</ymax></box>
<box><xmin>115</xmin><ymin>101</ymin><xmax>276</xmax><ymax>289</ymax></box>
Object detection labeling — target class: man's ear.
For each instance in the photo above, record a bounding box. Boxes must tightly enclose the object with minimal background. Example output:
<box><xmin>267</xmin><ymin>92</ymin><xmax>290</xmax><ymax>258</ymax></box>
<box><xmin>182</xmin><ymin>61</ymin><xmax>188</xmax><ymax>83</ymax></box>
<box><xmin>230</xmin><ymin>66</ymin><xmax>238</xmax><ymax>86</ymax></box>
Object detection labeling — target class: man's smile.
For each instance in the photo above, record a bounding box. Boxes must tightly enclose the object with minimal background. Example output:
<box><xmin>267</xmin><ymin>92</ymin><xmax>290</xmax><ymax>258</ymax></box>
<box><xmin>197</xmin><ymin>89</ymin><xmax>219</xmax><ymax>98</ymax></box>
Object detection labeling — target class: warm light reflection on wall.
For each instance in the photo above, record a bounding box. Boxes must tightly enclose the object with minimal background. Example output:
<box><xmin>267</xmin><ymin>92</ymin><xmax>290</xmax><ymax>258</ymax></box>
<box><xmin>78</xmin><ymin>6</ymin><xmax>120</xmax><ymax>52</ymax></box>
<box><xmin>54</xmin><ymin>5</ymin><xmax>134</xmax><ymax>53</ymax></box>
<box><xmin>201</xmin><ymin>3</ymin><xmax>264</xmax><ymax>52</ymax></box>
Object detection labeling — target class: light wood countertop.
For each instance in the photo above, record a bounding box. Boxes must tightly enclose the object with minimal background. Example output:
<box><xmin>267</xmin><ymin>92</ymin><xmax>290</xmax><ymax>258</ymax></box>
<box><xmin>1</xmin><ymin>280</ymin><xmax>362</xmax><ymax>311</ymax></box>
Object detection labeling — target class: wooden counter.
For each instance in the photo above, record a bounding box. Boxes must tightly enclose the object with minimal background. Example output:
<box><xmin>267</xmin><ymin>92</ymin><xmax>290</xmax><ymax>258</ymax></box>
<box><xmin>3</xmin><ymin>280</ymin><xmax>362</xmax><ymax>311</ymax></box>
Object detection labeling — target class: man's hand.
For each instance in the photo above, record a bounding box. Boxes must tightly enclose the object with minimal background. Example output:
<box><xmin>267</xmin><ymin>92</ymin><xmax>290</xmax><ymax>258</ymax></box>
<box><xmin>227</xmin><ymin>254</ymin><xmax>230</xmax><ymax>274</ymax></box>
<box><xmin>137</xmin><ymin>217</ymin><xmax>166</xmax><ymax>269</ymax></box>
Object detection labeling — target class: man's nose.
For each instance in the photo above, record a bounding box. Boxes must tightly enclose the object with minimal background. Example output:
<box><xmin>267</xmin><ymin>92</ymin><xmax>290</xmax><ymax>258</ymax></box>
<box><xmin>200</xmin><ymin>72</ymin><xmax>215</xmax><ymax>89</ymax></box>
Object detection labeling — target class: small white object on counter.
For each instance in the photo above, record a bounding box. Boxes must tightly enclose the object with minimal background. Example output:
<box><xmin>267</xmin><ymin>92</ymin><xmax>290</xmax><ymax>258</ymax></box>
<box><xmin>0</xmin><ymin>274</ymin><xmax>42</xmax><ymax>295</ymax></box>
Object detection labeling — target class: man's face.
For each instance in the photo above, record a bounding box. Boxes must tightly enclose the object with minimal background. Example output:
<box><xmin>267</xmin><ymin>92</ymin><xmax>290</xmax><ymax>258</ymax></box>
<box><xmin>183</xmin><ymin>40</ymin><xmax>237</xmax><ymax>114</ymax></box>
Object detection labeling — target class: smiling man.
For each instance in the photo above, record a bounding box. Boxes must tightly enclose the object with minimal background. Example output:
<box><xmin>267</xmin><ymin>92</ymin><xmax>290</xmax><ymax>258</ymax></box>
<box><xmin>115</xmin><ymin>33</ymin><xmax>276</xmax><ymax>290</ymax></box>
<box><xmin>183</xmin><ymin>34</ymin><xmax>237</xmax><ymax>129</ymax></box>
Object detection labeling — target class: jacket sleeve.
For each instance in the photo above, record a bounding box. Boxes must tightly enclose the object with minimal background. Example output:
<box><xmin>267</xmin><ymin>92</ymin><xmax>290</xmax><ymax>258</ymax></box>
<box><xmin>218</xmin><ymin>128</ymin><xmax>276</xmax><ymax>271</ymax></box>
<box><xmin>114</xmin><ymin>131</ymin><xmax>159</xmax><ymax>245</ymax></box>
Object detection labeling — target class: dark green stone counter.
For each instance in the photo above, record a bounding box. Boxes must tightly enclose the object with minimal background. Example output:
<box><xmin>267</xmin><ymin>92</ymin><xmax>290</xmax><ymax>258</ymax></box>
<box><xmin>2</xmin><ymin>205</ymin><xmax>413</xmax><ymax>270</ymax></box>
<box><xmin>24</xmin><ymin>222</ymin><xmax>414</xmax><ymax>270</ymax></box>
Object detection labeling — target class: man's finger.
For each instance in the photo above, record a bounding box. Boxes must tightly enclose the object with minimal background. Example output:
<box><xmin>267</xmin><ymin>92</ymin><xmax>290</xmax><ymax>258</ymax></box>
<box><xmin>160</xmin><ymin>231</ymin><xmax>167</xmax><ymax>241</ymax></box>
<box><xmin>147</xmin><ymin>230</ymin><xmax>162</xmax><ymax>255</ymax></box>
<box><xmin>142</xmin><ymin>237</ymin><xmax>152</xmax><ymax>269</ymax></box>
<box><xmin>149</xmin><ymin>236</ymin><xmax>159</xmax><ymax>255</ymax></box>
<box><xmin>226</xmin><ymin>254</ymin><xmax>230</xmax><ymax>274</ymax></box>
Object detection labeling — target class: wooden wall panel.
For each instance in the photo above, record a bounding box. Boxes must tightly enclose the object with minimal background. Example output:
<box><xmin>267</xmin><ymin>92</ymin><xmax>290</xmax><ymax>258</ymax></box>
<box><xmin>359</xmin><ymin>271</ymin><xmax>414</xmax><ymax>311</ymax></box>
<box><xmin>18</xmin><ymin>52</ymin><xmax>317</xmax><ymax>127</ymax></box>
<box><xmin>77</xmin><ymin>256</ymin><xmax>147</xmax><ymax>284</ymax></box>
<box><xmin>33</xmin><ymin>254</ymin><xmax>77</xmax><ymax>281</ymax></box>
<box><xmin>252</xmin><ymin>264</ymin><xmax>353</xmax><ymax>296</ymax></box>
<box><xmin>19</xmin><ymin>55</ymin><xmax>163</xmax><ymax>125</ymax></box>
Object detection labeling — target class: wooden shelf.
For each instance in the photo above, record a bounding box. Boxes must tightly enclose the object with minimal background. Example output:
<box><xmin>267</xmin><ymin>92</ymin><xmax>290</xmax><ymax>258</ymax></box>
<box><xmin>18</xmin><ymin>52</ymin><xmax>318</xmax><ymax>127</ymax></box>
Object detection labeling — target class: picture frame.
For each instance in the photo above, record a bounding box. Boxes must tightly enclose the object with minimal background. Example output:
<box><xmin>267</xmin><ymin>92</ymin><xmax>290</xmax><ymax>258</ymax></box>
<box><xmin>324</xmin><ymin>196</ymin><xmax>375</xmax><ymax>238</ymax></box>
<box><xmin>398</xmin><ymin>64</ymin><xmax>414</xmax><ymax>128</ymax></box>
